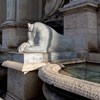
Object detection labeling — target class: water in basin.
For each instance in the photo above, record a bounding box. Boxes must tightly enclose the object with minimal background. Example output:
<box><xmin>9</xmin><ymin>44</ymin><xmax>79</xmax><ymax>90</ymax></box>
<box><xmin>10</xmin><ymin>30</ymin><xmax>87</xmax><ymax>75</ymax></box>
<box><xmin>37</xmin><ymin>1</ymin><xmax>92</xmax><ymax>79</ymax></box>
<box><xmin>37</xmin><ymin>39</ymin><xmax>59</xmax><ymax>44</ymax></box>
<box><xmin>60</xmin><ymin>62</ymin><xmax>100</xmax><ymax>83</ymax></box>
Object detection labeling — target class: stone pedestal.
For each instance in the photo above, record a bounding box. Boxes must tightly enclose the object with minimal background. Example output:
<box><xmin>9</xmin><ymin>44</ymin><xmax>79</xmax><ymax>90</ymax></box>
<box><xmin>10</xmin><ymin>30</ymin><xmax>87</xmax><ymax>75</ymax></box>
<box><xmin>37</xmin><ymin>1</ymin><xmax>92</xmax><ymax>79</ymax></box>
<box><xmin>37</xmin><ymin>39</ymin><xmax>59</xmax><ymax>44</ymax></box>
<box><xmin>1</xmin><ymin>0</ymin><xmax>43</xmax><ymax>51</ymax></box>
<box><xmin>2</xmin><ymin>50</ymin><xmax>84</xmax><ymax>99</ymax></box>
<box><xmin>2</xmin><ymin>60</ymin><xmax>46</xmax><ymax>100</ymax></box>
<box><xmin>8</xmin><ymin>51</ymin><xmax>85</xmax><ymax>63</ymax></box>
<box><xmin>1</xmin><ymin>50</ymin><xmax>48</xmax><ymax>100</ymax></box>
<box><xmin>60</xmin><ymin>1</ymin><xmax>98</xmax><ymax>52</ymax></box>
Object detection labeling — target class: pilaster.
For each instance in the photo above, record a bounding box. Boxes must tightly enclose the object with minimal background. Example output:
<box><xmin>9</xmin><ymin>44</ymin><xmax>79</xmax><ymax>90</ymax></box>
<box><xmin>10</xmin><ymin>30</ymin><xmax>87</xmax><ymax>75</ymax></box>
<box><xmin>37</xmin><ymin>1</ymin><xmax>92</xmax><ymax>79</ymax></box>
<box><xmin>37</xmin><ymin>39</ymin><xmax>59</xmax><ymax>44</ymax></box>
<box><xmin>60</xmin><ymin>1</ymin><xmax>98</xmax><ymax>52</ymax></box>
<box><xmin>1</xmin><ymin>0</ymin><xmax>43</xmax><ymax>51</ymax></box>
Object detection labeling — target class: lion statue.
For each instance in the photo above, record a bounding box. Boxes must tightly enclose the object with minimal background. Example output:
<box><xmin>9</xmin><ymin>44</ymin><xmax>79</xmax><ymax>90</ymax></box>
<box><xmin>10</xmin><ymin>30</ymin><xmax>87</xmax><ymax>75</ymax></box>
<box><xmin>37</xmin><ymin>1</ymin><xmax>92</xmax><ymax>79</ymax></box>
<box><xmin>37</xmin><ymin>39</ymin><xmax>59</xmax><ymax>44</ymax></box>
<box><xmin>18</xmin><ymin>22</ymin><xmax>73</xmax><ymax>53</ymax></box>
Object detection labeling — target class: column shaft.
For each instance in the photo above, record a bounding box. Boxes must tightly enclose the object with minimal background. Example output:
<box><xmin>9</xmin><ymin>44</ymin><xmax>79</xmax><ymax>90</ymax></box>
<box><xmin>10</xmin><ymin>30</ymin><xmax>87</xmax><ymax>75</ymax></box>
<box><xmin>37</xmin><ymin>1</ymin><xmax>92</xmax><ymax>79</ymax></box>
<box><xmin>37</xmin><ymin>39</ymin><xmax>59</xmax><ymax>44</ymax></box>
<box><xmin>6</xmin><ymin>0</ymin><xmax>16</xmax><ymax>21</ymax></box>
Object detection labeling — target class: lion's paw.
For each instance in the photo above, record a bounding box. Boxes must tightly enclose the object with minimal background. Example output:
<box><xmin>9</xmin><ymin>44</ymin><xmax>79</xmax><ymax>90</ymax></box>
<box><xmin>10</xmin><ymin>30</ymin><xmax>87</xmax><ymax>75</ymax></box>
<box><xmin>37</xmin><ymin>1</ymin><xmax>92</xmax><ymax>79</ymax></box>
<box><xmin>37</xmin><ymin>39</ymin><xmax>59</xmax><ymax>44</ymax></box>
<box><xmin>18</xmin><ymin>42</ymin><xmax>30</xmax><ymax>53</ymax></box>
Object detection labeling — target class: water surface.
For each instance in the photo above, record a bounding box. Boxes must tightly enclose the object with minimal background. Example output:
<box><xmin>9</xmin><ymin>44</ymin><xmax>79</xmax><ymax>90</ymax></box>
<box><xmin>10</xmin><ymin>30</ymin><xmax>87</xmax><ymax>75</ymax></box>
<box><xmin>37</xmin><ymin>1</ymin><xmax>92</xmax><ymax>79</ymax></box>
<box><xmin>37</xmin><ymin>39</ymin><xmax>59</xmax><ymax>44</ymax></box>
<box><xmin>60</xmin><ymin>63</ymin><xmax>100</xmax><ymax>83</ymax></box>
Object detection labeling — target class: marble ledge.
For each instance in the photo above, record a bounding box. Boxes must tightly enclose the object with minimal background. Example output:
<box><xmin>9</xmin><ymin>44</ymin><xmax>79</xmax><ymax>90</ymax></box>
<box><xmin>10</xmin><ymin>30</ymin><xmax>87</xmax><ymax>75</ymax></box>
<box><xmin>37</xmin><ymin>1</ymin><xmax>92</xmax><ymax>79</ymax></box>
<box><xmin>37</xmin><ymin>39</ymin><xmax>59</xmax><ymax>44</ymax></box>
<box><xmin>2</xmin><ymin>60</ymin><xmax>47</xmax><ymax>72</ymax></box>
<box><xmin>38</xmin><ymin>64</ymin><xmax>100</xmax><ymax>100</ymax></box>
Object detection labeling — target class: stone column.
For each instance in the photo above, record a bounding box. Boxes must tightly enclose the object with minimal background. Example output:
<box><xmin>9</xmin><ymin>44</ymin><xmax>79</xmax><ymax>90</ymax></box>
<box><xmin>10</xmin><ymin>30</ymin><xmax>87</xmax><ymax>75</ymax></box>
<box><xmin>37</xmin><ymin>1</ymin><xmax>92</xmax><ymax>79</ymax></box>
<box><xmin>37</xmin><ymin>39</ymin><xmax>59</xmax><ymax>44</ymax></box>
<box><xmin>60</xmin><ymin>1</ymin><xmax>98</xmax><ymax>52</ymax></box>
<box><xmin>1</xmin><ymin>0</ymin><xmax>43</xmax><ymax>51</ymax></box>
<box><xmin>6</xmin><ymin>0</ymin><xmax>16</xmax><ymax>23</ymax></box>
<box><xmin>1</xmin><ymin>0</ymin><xmax>17</xmax><ymax>51</ymax></box>
<box><xmin>97</xmin><ymin>3</ymin><xmax>100</xmax><ymax>50</ymax></box>
<box><xmin>0</xmin><ymin>0</ymin><xmax>6</xmax><ymax>44</ymax></box>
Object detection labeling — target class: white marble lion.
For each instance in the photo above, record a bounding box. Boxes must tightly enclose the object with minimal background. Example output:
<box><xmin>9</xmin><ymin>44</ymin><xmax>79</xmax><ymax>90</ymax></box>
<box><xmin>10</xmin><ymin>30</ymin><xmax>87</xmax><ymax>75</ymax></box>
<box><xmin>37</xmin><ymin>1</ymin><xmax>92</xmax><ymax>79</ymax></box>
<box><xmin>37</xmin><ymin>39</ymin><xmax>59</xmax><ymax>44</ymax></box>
<box><xmin>18</xmin><ymin>22</ymin><xmax>73</xmax><ymax>53</ymax></box>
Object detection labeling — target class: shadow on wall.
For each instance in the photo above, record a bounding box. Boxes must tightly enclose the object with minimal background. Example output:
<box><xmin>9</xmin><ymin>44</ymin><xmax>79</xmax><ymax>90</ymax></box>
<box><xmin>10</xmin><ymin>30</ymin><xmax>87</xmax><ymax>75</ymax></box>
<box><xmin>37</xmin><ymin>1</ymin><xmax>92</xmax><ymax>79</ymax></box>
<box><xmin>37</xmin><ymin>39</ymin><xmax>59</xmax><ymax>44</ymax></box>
<box><xmin>0</xmin><ymin>63</ymin><xmax>7</xmax><ymax>98</ymax></box>
<box><xmin>45</xmin><ymin>20</ymin><xmax>64</xmax><ymax>35</ymax></box>
<box><xmin>0</xmin><ymin>31</ymin><xmax>2</xmax><ymax>45</ymax></box>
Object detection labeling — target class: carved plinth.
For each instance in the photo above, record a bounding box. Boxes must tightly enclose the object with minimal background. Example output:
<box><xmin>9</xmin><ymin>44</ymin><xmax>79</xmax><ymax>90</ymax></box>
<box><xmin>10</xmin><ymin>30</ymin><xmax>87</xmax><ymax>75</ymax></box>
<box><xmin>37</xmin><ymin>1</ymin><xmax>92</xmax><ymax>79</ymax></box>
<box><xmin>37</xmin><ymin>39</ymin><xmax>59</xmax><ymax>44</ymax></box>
<box><xmin>8</xmin><ymin>52</ymin><xmax>83</xmax><ymax>63</ymax></box>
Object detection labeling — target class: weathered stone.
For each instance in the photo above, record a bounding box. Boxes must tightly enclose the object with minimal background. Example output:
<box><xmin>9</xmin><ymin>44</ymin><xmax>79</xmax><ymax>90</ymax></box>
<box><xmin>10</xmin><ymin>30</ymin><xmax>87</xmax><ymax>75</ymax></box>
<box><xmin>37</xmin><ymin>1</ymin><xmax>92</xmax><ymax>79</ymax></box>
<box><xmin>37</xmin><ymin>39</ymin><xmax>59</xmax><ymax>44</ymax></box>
<box><xmin>87</xmin><ymin>53</ymin><xmax>100</xmax><ymax>63</ymax></box>
<box><xmin>60</xmin><ymin>1</ymin><xmax>98</xmax><ymax>52</ymax></box>
<box><xmin>97</xmin><ymin>5</ymin><xmax>100</xmax><ymax>50</ymax></box>
<box><xmin>1</xmin><ymin>0</ymin><xmax>44</xmax><ymax>51</ymax></box>
<box><xmin>2</xmin><ymin>61</ymin><xmax>45</xmax><ymax>100</ymax></box>
<box><xmin>0</xmin><ymin>0</ymin><xmax>6</xmax><ymax>25</ymax></box>
<box><xmin>44</xmin><ymin>0</ymin><xmax>64</xmax><ymax>19</ymax></box>
<box><xmin>8</xmin><ymin>52</ymin><xmax>80</xmax><ymax>63</ymax></box>
<box><xmin>38</xmin><ymin>63</ymin><xmax>100</xmax><ymax>100</ymax></box>
<box><xmin>2</xmin><ymin>60</ymin><xmax>46</xmax><ymax>72</ymax></box>
<box><xmin>43</xmin><ymin>84</ymin><xmax>67</xmax><ymax>100</ymax></box>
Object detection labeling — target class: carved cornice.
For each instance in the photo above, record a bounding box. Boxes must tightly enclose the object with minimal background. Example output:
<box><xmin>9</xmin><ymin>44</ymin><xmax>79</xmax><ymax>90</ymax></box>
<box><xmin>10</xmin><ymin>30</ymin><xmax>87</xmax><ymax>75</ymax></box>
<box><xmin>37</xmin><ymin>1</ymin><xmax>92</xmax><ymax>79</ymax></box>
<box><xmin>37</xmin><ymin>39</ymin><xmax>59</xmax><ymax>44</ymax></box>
<box><xmin>60</xmin><ymin>0</ymin><xmax>98</xmax><ymax>14</ymax></box>
<box><xmin>1</xmin><ymin>20</ymin><xmax>34</xmax><ymax>29</ymax></box>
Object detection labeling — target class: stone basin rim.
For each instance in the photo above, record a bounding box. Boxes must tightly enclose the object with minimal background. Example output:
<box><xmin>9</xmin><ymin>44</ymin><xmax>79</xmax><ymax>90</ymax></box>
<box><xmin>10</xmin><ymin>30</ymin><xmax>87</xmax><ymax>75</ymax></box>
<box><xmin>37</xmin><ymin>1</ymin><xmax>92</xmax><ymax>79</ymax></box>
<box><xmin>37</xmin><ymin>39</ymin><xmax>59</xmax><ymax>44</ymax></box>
<box><xmin>38</xmin><ymin>64</ymin><xmax>100</xmax><ymax>100</ymax></box>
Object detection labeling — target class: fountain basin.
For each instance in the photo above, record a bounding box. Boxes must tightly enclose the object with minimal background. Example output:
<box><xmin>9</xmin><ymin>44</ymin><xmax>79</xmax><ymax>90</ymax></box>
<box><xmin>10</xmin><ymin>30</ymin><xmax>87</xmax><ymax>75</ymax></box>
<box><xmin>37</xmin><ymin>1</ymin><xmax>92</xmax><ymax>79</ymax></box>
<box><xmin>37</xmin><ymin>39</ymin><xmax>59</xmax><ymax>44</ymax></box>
<box><xmin>38</xmin><ymin>62</ymin><xmax>100</xmax><ymax>100</ymax></box>
<box><xmin>61</xmin><ymin>62</ymin><xmax>100</xmax><ymax>83</ymax></box>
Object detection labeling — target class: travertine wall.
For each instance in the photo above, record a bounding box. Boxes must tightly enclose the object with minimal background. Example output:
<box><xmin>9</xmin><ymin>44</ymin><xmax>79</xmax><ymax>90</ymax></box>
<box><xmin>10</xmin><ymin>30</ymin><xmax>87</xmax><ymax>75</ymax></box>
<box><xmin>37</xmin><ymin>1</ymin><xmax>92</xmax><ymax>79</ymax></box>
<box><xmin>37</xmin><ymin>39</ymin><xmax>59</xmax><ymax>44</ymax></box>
<box><xmin>0</xmin><ymin>0</ymin><xmax>6</xmax><ymax>44</ymax></box>
<box><xmin>0</xmin><ymin>0</ymin><xmax>6</xmax><ymax>25</ymax></box>
<box><xmin>60</xmin><ymin>1</ymin><xmax>98</xmax><ymax>52</ymax></box>
<box><xmin>1</xmin><ymin>0</ymin><xmax>44</xmax><ymax>51</ymax></box>
<box><xmin>97</xmin><ymin>4</ymin><xmax>100</xmax><ymax>50</ymax></box>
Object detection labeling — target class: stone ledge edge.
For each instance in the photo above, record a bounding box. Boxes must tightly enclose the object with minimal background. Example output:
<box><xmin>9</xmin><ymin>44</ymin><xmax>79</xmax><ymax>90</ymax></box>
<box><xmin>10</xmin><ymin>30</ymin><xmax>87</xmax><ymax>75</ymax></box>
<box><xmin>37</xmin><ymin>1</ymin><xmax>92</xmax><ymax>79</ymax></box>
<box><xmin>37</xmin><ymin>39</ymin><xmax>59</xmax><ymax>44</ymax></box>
<box><xmin>38</xmin><ymin>64</ymin><xmax>100</xmax><ymax>100</ymax></box>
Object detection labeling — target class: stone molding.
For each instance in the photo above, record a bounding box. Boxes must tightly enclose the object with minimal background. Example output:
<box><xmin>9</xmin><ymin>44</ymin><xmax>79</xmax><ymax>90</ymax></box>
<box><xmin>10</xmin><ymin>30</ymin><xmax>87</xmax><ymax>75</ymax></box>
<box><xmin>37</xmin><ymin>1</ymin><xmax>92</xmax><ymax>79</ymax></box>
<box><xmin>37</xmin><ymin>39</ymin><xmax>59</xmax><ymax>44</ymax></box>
<box><xmin>1</xmin><ymin>21</ymin><xmax>29</xmax><ymax>29</ymax></box>
<box><xmin>63</xmin><ymin>0</ymin><xmax>98</xmax><ymax>9</ymax></box>
<box><xmin>2</xmin><ymin>60</ymin><xmax>46</xmax><ymax>72</ymax></box>
<box><xmin>38</xmin><ymin>64</ymin><xmax>100</xmax><ymax>100</ymax></box>
<box><xmin>59</xmin><ymin>0</ymin><xmax>98</xmax><ymax>14</ymax></box>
